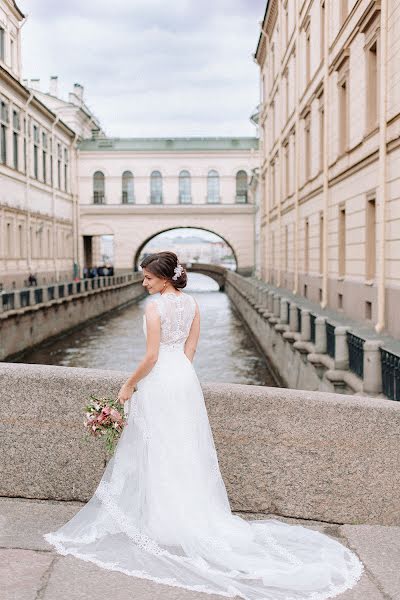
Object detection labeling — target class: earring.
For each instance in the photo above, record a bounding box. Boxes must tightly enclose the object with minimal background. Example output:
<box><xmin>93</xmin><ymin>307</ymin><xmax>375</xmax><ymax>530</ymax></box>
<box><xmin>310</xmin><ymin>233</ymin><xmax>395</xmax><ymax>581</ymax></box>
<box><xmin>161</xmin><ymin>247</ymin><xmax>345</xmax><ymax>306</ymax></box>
<box><xmin>161</xmin><ymin>280</ymin><xmax>167</xmax><ymax>293</ymax></box>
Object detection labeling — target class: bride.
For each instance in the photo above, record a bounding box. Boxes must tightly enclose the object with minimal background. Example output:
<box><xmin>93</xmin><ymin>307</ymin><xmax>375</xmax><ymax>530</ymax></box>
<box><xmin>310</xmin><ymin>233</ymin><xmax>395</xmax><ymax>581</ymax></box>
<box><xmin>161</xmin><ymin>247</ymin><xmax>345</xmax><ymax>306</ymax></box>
<box><xmin>44</xmin><ymin>251</ymin><xmax>364</xmax><ymax>599</ymax></box>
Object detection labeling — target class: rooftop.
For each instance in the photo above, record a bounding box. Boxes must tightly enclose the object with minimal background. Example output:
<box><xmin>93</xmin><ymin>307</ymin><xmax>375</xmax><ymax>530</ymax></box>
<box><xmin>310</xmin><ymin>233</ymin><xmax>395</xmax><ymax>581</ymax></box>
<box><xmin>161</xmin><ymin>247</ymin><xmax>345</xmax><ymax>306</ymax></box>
<box><xmin>78</xmin><ymin>136</ymin><xmax>259</xmax><ymax>152</ymax></box>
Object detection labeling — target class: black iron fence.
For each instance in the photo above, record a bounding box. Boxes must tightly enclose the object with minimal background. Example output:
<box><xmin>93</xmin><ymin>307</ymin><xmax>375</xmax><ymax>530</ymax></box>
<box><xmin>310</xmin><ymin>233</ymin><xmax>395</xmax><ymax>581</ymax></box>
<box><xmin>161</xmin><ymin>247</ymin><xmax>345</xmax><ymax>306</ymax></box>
<box><xmin>381</xmin><ymin>349</ymin><xmax>400</xmax><ymax>401</ymax></box>
<box><xmin>310</xmin><ymin>313</ymin><xmax>316</xmax><ymax>344</ymax></box>
<box><xmin>34</xmin><ymin>288</ymin><xmax>43</xmax><ymax>304</ymax></box>
<box><xmin>347</xmin><ymin>332</ymin><xmax>364</xmax><ymax>379</ymax></box>
<box><xmin>20</xmin><ymin>290</ymin><xmax>30</xmax><ymax>307</ymax></box>
<box><xmin>326</xmin><ymin>322</ymin><xmax>335</xmax><ymax>358</ymax></box>
<box><xmin>2</xmin><ymin>292</ymin><xmax>15</xmax><ymax>310</ymax></box>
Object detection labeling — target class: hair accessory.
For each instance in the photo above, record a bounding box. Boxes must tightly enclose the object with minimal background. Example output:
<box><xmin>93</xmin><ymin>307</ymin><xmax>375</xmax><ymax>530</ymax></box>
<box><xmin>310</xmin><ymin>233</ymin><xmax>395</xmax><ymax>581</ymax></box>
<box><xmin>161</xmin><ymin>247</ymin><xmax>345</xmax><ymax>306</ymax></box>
<box><xmin>172</xmin><ymin>263</ymin><xmax>184</xmax><ymax>280</ymax></box>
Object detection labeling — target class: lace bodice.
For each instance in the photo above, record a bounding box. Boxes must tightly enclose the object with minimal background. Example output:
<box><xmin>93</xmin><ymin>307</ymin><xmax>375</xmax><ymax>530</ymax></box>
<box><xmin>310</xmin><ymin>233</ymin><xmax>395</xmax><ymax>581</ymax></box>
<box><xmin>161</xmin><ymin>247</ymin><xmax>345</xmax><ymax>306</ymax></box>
<box><xmin>143</xmin><ymin>292</ymin><xmax>196</xmax><ymax>349</ymax></box>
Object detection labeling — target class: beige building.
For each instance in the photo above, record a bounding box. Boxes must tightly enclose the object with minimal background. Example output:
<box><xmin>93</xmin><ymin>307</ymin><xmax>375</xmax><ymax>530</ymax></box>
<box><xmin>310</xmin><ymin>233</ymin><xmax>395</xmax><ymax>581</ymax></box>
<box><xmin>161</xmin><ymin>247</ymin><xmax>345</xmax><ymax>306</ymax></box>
<box><xmin>78</xmin><ymin>137</ymin><xmax>258</xmax><ymax>274</ymax></box>
<box><xmin>255</xmin><ymin>0</ymin><xmax>400</xmax><ymax>338</ymax></box>
<box><xmin>0</xmin><ymin>0</ymin><xmax>81</xmax><ymax>289</ymax></box>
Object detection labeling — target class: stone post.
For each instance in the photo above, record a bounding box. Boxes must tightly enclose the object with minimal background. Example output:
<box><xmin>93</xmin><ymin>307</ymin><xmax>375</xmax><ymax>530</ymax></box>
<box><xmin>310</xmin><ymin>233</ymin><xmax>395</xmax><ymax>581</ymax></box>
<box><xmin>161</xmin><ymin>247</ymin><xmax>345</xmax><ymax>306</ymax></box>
<box><xmin>13</xmin><ymin>290</ymin><xmax>21</xmax><ymax>310</ymax></box>
<box><xmin>267</xmin><ymin>291</ymin><xmax>274</xmax><ymax>312</ymax></box>
<box><xmin>289</xmin><ymin>303</ymin><xmax>299</xmax><ymax>332</ymax></box>
<box><xmin>314</xmin><ymin>317</ymin><xmax>327</xmax><ymax>353</ymax></box>
<box><xmin>334</xmin><ymin>326</ymin><xmax>349</xmax><ymax>370</ymax></box>
<box><xmin>273</xmin><ymin>294</ymin><xmax>280</xmax><ymax>317</ymax></box>
<box><xmin>301</xmin><ymin>309</ymin><xmax>311</xmax><ymax>341</ymax></box>
<box><xmin>280</xmin><ymin>298</ymin><xmax>289</xmax><ymax>324</ymax></box>
<box><xmin>363</xmin><ymin>340</ymin><xmax>383</xmax><ymax>395</ymax></box>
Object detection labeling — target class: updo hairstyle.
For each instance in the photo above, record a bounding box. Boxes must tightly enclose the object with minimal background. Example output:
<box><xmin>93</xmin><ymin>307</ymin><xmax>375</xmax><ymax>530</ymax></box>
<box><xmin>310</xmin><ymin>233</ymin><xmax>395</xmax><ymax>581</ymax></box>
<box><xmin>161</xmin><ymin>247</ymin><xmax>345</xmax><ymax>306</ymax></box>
<box><xmin>140</xmin><ymin>251</ymin><xmax>187</xmax><ymax>289</ymax></box>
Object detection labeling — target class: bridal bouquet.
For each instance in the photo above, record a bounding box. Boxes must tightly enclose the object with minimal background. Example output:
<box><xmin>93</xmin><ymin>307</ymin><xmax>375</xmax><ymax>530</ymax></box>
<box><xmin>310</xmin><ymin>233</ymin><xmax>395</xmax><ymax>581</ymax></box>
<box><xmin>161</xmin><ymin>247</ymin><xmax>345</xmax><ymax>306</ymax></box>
<box><xmin>83</xmin><ymin>394</ymin><xmax>127</xmax><ymax>455</ymax></box>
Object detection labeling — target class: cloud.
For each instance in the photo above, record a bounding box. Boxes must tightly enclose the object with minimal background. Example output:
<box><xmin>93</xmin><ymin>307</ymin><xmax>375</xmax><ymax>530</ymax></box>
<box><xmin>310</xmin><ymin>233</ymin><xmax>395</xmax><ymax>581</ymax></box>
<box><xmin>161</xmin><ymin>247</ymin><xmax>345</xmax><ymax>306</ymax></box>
<box><xmin>18</xmin><ymin>0</ymin><xmax>265</xmax><ymax>137</ymax></box>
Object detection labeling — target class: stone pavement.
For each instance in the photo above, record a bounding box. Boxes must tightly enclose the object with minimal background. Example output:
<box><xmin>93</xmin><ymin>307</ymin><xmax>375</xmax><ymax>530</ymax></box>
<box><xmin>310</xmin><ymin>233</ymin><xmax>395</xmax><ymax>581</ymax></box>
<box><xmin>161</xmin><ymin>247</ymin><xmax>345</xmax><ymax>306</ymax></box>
<box><xmin>1</xmin><ymin>497</ymin><xmax>399</xmax><ymax>600</ymax></box>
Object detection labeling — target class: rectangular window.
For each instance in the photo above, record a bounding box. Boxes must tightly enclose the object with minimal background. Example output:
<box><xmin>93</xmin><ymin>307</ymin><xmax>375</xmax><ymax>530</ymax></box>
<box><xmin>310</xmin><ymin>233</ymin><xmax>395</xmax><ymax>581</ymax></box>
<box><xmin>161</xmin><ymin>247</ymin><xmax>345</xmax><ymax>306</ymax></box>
<box><xmin>13</xmin><ymin>131</ymin><xmax>18</xmax><ymax>169</ymax></box>
<box><xmin>0</xmin><ymin>100</ymin><xmax>9</xmax><ymax>164</ymax></box>
<box><xmin>271</xmin><ymin>160</ymin><xmax>275</xmax><ymax>206</ymax></box>
<box><xmin>366</xmin><ymin>196</ymin><xmax>376</xmax><ymax>280</ymax></box>
<box><xmin>33</xmin><ymin>125</ymin><xmax>39</xmax><ymax>179</ymax></box>
<box><xmin>339</xmin><ymin>79</ymin><xmax>348</xmax><ymax>154</ymax></box>
<box><xmin>12</xmin><ymin>111</ymin><xmax>20</xmax><ymax>171</ymax></box>
<box><xmin>319</xmin><ymin>94</ymin><xmax>324</xmax><ymax>171</ymax></box>
<box><xmin>18</xmin><ymin>223</ymin><xmax>24</xmax><ymax>257</ymax></box>
<box><xmin>283</xmin><ymin>2</ymin><xmax>289</xmax><ymax>48</ymax></box>
<box><xmin>319</xmin><ymin>212</ymin><xmax>324</xmax><ymax>273</ymax></box>
<box><xmin>320</xmin><ymin>2</ymin><xmax>325</xmax><ymax>60</ymax></box>
<box><xmin>42</xmin><ymin>132</ymin><xmax>47</xmax><ymax>182</ymax></box>
<box><xmin>304</xmin><ymin>113</ymin><xmax>311</xmax><ymax>181</ymax></box>
<box><xmin>305</xmin><ymin>25</ymin><xmax>311</xmax><ymax>84</ymax></box>
<box><xmin>0</xmin><ymin>27</ymin><xmax>4</xmax><ymax>62</ymax></box>
<box><xmin>366</xmin><ymin>40</ymin><xmax>378</xmax><ymax>131</ymax></box>
<box><xmin>10</xmin><ymin>39</ymin><xmax>14</xmax><ymax>70</ymax></box>
<box><xmin>305</xmin><ymin>219</ymin><xmax>309</xmax><ymax>273</ymax></box>
<box><xmin>64</xmin><ymin>148</ymin><xmax>68</xmax><ymax>192</ymax></box>
<box><xmin>284</xmin><ymin>142</ymin><xmax>289</xmax><ymax>198</ymax></box>
<box><xmin>284</xmin><ymin>71</ymin><xmax>289</xmax><ymax>122</ymax></box>
<box><xmin>0</xmin><ymin>123</ymin><xmax>6</xmax><ymax>164</ymax></box>
<box><xmin>338</xmin><ymin>206</ymin><xmax>346</xmax><ymax>277</ymax></box>
<box><xmin>57</xmin><ymin>143</ymin><xmax>61</xmax><ymax>188</ymax></box>
<box><xmin>285</xmin><ymin>225</ymin><xmax>289</xmax><ymax>270</ymax></box>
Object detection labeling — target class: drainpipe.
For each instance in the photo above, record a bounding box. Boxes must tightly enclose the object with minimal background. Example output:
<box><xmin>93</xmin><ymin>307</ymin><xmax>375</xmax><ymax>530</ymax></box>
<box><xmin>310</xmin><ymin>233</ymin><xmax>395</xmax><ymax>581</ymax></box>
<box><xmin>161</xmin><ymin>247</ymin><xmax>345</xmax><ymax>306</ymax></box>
<box><xmin>321</xmin><ymin>0</ymin><xmax>329</xmax><ymax>309</ymax></box>
<box><xmin>277</xmin><ymin>0</ymin><xmax>283</xmax><ymax>288</ymax></box>
<box><xmin>259</xmin><ymin>22</ymin><xmax>270</xmax><ymax>283</ymax></box>
<box><xmin>293</xmin><ymin>0</ymin><xmax>300</xmax><ymax>295</ymax></box>
<box><xmin>375</xmin><ymin>0</ymin><xmax>388</xmax><ymax>333</ymax></box>
<box><xmin>24</xmin><ymin>92</ymin><xmax>34</xmax><ymax>275</ymax></box>
<box><xmin>71</xmin><ymin>132</ymin><xmax>80</xmax><ymax>279</ymax></box>
<box><xmin>51</xmin><ymin>115</ymin><xmax>61</xmax><ymax>280</ymax></box>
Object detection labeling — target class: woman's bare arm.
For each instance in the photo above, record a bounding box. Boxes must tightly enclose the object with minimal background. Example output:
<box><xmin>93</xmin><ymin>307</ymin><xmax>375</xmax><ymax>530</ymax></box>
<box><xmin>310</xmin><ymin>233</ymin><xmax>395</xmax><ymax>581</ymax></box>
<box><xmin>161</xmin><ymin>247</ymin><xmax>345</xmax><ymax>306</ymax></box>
<box><xmin>118</xmin><ymin>301</ymin><xmax>160</xmax><ymax>402</ymax></box>
<box><xmin>184</xmin><ymin>301</ymin><xmax>200</xmax><ymax>362</ymax></box>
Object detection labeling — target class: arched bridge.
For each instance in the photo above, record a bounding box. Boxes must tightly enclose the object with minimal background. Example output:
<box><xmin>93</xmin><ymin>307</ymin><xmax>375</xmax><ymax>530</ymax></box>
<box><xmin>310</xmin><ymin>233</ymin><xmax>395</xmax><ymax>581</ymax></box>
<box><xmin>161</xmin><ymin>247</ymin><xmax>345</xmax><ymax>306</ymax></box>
<box><xmin>182</xmin><ymin>262</ymin><xmax>228</xmax><ymax>291</ymax></box>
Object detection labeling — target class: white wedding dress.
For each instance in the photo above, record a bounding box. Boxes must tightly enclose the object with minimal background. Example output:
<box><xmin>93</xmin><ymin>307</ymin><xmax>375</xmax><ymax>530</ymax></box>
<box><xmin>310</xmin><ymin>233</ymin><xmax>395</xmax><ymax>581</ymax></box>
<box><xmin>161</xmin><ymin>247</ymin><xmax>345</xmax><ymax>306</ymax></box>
<box><xmin>44</xmin><ymin>291</ymin><xmax>364</xmax><ymax>599</ymax></box>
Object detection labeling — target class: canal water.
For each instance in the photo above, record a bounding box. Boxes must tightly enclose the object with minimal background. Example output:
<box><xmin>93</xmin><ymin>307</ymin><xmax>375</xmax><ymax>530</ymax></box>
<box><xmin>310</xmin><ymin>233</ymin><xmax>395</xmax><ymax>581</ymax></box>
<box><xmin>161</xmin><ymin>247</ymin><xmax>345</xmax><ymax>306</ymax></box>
<box><xmin>16</xmin><ymin>274</ymin><xmax>277</xmax><ymax>386</ymax></box>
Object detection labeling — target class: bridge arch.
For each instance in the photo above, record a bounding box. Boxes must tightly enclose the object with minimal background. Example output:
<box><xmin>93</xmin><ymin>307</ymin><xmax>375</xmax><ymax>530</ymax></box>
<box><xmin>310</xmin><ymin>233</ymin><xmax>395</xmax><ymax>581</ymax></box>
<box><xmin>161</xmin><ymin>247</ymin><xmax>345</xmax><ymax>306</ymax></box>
<box><xmin>133</xmin><ymin>226</ymin><xmax>238</xmax><ymax>271</ymax></box>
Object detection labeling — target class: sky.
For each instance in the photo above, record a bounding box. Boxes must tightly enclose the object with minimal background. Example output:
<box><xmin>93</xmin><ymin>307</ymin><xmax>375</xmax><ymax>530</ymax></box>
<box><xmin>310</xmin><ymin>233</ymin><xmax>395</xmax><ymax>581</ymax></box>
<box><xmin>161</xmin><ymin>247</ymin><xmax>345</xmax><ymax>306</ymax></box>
<box><xmin>18</xmin><ymin>0</ymin><xmax>266</xmax><ymax>138</ymax></box>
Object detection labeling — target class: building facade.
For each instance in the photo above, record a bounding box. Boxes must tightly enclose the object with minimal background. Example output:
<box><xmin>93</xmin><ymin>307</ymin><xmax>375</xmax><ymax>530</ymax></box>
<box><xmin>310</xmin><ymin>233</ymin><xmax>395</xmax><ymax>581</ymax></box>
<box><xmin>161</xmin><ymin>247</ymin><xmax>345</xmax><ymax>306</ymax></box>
<box><xmin>0</xmin><ymin>0</ymin><xmax>80</xmax><ymax>289</ymax></box>
<box><xmin>78</xmin><ymin>137</ymin><xmax>258</xmax><ymax>274</ymax></box>
<box><xmin>255</xmin><ymin>0</ymin><xmax>400</xmax><ymax>338</ymax></box>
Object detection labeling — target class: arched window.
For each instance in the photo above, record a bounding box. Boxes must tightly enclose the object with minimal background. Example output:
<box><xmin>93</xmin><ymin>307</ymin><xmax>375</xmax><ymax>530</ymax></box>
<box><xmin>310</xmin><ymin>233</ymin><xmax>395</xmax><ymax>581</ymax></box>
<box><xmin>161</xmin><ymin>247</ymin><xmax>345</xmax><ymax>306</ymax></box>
<box><xmin>93</xmin><ymin>171</ymin><xmax>105</xmax><ymax>204</ymax></box>
<box><xmin>179</xmin><ymin>170</ymin><xmax>191</xmax><ymax>203</ymax></box>
<box><xmin>150</xmin><ymin>170</ymin><xmax>162</xmax><ymax>204</ymax></box>
<box><xmin>207</xmin><ymin>170</ymin><xmax>220</xmax><ymax>203</ymax></box>
<box><xmin>235</xmin><ymin>170</ymin><xmax>248</xmax><ymax>203</ymax></box>
<box><xmin>122</xmin><ymin>170</ymin><xmax>134</xmax><ymax>204</ymax></box>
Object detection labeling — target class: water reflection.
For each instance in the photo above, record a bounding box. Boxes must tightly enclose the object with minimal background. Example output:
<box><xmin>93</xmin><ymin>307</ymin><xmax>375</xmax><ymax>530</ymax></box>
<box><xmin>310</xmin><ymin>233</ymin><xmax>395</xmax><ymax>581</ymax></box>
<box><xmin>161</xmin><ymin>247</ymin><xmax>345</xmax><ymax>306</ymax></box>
<box><xmin>15</xmin><ymin>274</ymin><xmax>277</xmax><ymax>386</ymax></box>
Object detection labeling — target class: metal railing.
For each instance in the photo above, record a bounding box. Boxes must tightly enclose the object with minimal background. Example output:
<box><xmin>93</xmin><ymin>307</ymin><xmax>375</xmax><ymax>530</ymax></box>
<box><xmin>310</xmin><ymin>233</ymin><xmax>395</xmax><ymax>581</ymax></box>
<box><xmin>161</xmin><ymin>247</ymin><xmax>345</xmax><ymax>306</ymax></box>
<box><xmin>0</xmin><ymin>273</ymin><xmax>140</xmax><ymax>314</ymax></box>
<box><xmin>347</xmin><ymin>332</ymin><xmax>364</xmax><ymax>379</ymax></box>
<box><xmin>326</xmin><ymin>322</ymin><xmax>335</xmax><ymax>358</ymax></box>
<box><xmin>381</xmin><ymin>349</ymin><xmax>400</xmax><ymax>401</ymax></box>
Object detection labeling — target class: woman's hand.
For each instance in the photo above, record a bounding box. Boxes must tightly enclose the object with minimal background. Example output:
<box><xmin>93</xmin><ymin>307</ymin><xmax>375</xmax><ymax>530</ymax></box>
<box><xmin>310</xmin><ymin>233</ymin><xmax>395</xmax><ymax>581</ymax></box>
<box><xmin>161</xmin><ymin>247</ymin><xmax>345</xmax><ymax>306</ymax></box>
<box><xmin>117</xmin><ymin>382</ymin><xmax>136</xmax><ymax>405</ymax></box>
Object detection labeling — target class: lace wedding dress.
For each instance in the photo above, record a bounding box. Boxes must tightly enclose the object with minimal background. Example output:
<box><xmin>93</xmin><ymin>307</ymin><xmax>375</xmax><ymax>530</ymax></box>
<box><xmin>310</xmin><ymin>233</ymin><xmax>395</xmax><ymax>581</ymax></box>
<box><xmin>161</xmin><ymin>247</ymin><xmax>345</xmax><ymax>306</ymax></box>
<box><xmin>44</xmin><ymin>291</ymin><xmax>364</xmax><ymax>599</ymax></box>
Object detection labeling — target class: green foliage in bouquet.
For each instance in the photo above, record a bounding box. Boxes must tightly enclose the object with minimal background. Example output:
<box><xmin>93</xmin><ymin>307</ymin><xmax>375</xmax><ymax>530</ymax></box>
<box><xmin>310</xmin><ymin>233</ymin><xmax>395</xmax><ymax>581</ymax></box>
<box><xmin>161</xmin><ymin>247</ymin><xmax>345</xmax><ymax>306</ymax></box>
<box><xmin>83</xmin><ymin>394</ymin><xmax>127</xmax><ymax>455</ymax></box>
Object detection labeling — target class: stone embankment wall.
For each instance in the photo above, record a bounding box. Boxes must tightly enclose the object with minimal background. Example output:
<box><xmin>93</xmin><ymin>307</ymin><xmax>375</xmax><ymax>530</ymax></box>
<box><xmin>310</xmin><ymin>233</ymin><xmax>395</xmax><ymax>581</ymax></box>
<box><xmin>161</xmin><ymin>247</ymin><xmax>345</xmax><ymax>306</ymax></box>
<box><xmin>225</xmin><ymin>272</ymin><xmax>388</xmax><ymax>397</ymax></box>
<box><xmin>0</xmin><ymin>363</ymin><xmax>399</xmax><ymax>526</ymax></box>
<box><xmin>0</xmin><ymin>274</ymin><xmax>146</xmax><ymax>361</ymax></box>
